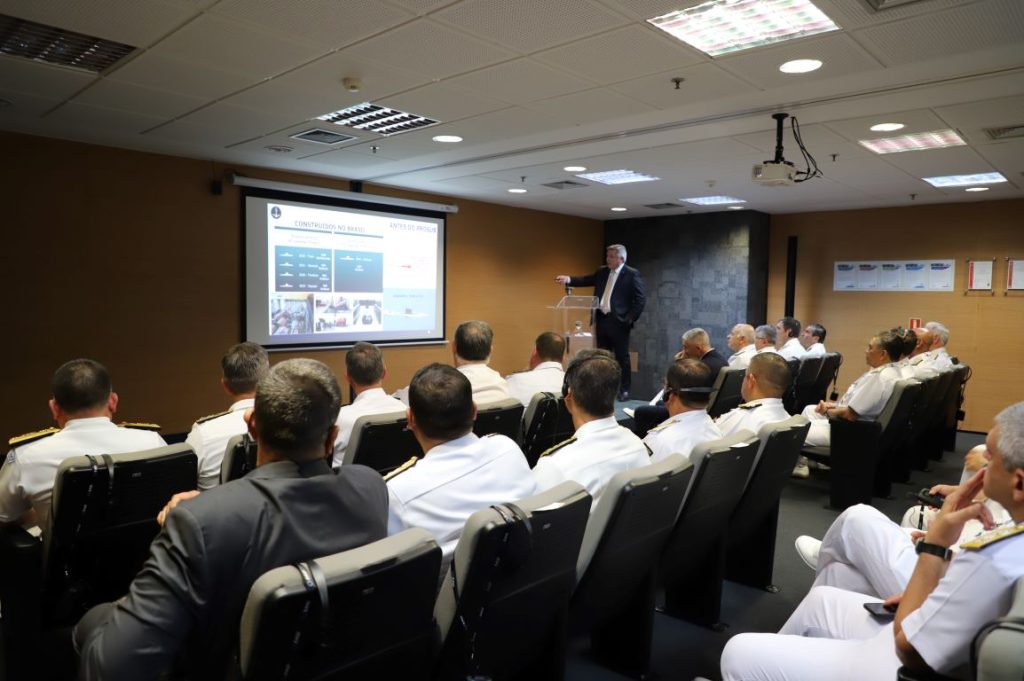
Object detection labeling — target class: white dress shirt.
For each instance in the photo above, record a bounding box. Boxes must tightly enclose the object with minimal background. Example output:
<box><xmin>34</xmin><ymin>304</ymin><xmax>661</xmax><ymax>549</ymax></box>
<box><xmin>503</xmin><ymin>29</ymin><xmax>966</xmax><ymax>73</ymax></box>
<box><xmin>505</xmin><ymin>361</ymin><xmax>565</xmax><ymax>407</ymax></box>
<box><xmin>778</xmin><ymin>338</ymin><xmax>807</xmax><ymax>360</ymax></box>
<box><xmin>186</xmin><ymin>398</ymin><xmax>253</xmax><ymax>490</ymax></box>
<box><xmin>643</xmin><ymin>409</ymin><xmax>722</xmax><ymax>464</ymax></box>
<box><xmin>804</xmin><ymin>342</ymin><xmax>827</xmax><ymax>358</ymax></box>
<box><xmin>756</xmin><ymin>346</ymin><xmax>781</xmax><ymax>355</ymax></box>
<box><xmin>715</xmin><ymin>397</ymin><xmax>792</xmax><ymax>437</ymax></box>
<box><xmin>332</xmin><ymin>387</ymin><xmax>407</xmax><ymax>467</ymax></box>
<box><xmin>394</xmin><ymin>362</ymin><xmax>512</xmax><ymax>407</ymax></box>
<box><xmin>727</xmin><ymin>344</ymin><xmax>756</xmax><ymax>369</ymax></box>
<box><xmin>930</xmin><ymin>347</ymin><xmax>955</xmax><ymax>372</ymax></box>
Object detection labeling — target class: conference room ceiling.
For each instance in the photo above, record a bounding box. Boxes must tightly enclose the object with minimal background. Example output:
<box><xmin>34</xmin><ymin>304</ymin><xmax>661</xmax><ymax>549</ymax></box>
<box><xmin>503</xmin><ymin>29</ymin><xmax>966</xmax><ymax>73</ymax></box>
<box><xmin>1</xmin><ymin>0</ymin><xmax>1022</xmax><ymax>219</ymax></box>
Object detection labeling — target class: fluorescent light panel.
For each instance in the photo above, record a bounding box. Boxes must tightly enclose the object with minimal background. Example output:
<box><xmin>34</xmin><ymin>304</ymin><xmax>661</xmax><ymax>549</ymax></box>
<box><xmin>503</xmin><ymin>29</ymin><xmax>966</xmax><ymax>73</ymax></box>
<box><xmin>680</xmin><ymin>195</ymin><xmax>747</xmax><ymax>205</ymax></box>
<box><xmin>858</xmin><ymin>129</ymin><xmax>965</xmax><ymax>154</ymax></box>
<box><xmin>576</xmin><ymin>169</ymin><xmax>660</xmax><ymax>185</ymax></box>
<box><xmin>922</xmin><ymin>172</ymin><xmax>1006</xmax><ymax>187</ymax></box>
<box><xmin>648</xmin><ymin>0</ymin><xmax>839</xmax><ymax>57</ymax></box>
<box><xmin>318</xmin><ymin>102</ymin><xmax>438</xmax><ymax>137</ymax></box>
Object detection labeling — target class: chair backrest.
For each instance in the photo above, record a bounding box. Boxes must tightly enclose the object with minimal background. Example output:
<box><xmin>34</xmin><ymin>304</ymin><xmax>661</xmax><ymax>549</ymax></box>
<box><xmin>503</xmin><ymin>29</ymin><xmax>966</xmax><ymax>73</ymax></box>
<box><xmin>943</xmin><ymin>363</ymin><xmax>971</xmax><ymax>429</ymax></box>
<box><xmin>707</xmin><ymin>368</ymin><xmax>746</xmax><ymax>419</ymax></box>
<box><xmin>473</xmin><ymin>397</ymin><xmax>525</xmax><ymax>440</ymax></box>
<box><xmin>220</xmin><ymin>433</ymin><xmax>257</xmax><ymax>485</ymax></box>
<box><xmin>239</xmin><ymin>529</ymin><xmax>441</xmax><ymax>681</ymax></box>
<box><xmin>905</xmin><ymin>375</ymin><xmax>942</xmax><ymax>442</ymax></box>
<box><xmin>975</xmin><ymin>576</ymin><xmax>1024</xmax><ymax>681</ymax></box>
<box><xmin>876</xmin><ymin>379</ymin><xmax>922</xmax><ymax>452</ymax></box>
<box><xmin>342</xmin><ymin>411</ymin><xmax>423</xmax><ymax>475</ymax></box>
<box><xmin>42</xmin><ymin>443</ymin><xmax>198</xmax><ymax>625</ymax></box>
<box><xmin>813</xmin><ymin>352</ymin><xmax>843</xmax><ymax>402</ymax></box>
<box><xmin>435</xmin><ymin>481</ymin><xmax>591</xmax><ymax>681</ymax></box>
<box><xmin>793</xmin><ymin>356</ymin><xmax>825</xmax><ymax>411</ymax></box>
<box><xmin>572</xmin><ymin>455</ymin><xmax>692</xmax><ymax>619</ymax></box>
<box><xmin>520</xmin><ymin>392</ymin><xmax>574</xmax><ymax>468</ymax></box>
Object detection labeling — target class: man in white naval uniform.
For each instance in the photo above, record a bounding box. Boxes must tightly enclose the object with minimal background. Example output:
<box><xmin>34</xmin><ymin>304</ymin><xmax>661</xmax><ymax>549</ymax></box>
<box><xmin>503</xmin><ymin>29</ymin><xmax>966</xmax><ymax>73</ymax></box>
<box><xmin>726</xmin><ymin>323</ymin><xmax>757</xmax><ymax>369</ymax></box>
<box><xmin>185</xmin><ymin>342</ymin><xmax>268</xmax><ymax>490</ymax></box>
<box><xmin>0</xmin><ymin>359</ymin><xmax>166</xmax><ymax>532</ymax></box>
<box><xmin>385</xmin><ymin>363</ymin><xmax>536</xmax><ymax>560</ymax></box>
<box><xmin>716</xmin><ymin>353</ymin><xmax>793</xmax><ymax>438</ymax></box>
<box><xmin>331</xmin><ymin>341</ymin><xmax>406</xmax><ymax>467</ymax></box>
<box><xmin>775</xmin><ymin>317</ymin><xmax>807</xmax><ymax>361</ymax></box>
<box><xmin>799</xmin><ymin>323</ymin><xmax>828</xmax><ymax>358</ymax></box>
<box><xmin>643</xmin><ymin>359</ymin><xmax>721</xmax><ymax>464</ymax></box>
<box><xmin>505</xmin><ymin>331</ymin><xmax>566</xmax><ymax>407</ymax></box>
<box><xmin>720</xmin><ymin>402</ymin><xmax>1024</xmax><ymax>681</ymax></box>
<box><xmin>925</xmin><ymin>321</ymin><xmax>955</xmax><ymax>372</ymax></box>
<box><xmin>900</xmin><ymin>327</ymin><xmax>940</xmax><ymax>380</ymax></box>
<box><xmin>532</xmin><ymin>349</ymin><xmax>650</xmax><ymax>509</ymax></box>
<box><xmin>754</xmin><ymin>325</ymin><xmax>781</xmax><ymax>355</ymax></box>
<box><xmin>800</xmin><ymin>330</ymin><xmax>903</xmax><ymax>447</ymax></box>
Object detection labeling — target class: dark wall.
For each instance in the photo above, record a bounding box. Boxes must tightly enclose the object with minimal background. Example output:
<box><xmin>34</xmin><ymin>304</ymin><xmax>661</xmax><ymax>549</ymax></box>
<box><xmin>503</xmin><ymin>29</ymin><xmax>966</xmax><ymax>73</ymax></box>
<box><xmin>606</xmin><ymin>210</ymin><xmax>770</xmax><ymax>399</ymax></box>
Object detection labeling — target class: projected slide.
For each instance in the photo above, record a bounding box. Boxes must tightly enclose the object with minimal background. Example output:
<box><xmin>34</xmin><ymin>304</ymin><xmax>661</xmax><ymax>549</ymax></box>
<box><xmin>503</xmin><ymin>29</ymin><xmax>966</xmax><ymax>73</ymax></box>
<box><xmin>245</xmin><ymin>191</ymin><xmax>445</xmax><ymax>348</ymax></box>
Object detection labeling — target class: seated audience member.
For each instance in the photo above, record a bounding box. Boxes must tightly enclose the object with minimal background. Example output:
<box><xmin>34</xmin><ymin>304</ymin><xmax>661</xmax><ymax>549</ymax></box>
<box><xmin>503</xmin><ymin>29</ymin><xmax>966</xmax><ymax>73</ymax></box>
<box><xmin>775</xmin><ymin>317</ymin><xmax>807</xmax><ymax>360</ymax></box>
<box><xmin>75</xmin><ymin>359</ymin><xmax>389</xmax><ymax>681</ymax></box>
<box><xmin>925</xmin><ymin>320</ymin><xmax>955</xmax><ymax>371</ymax></box>
<box><xmin>891</xmin><ymin>326</ymin><xmax>917</xmax><ymax>367</ymax></box>
<box><xmin>186</xmin><ymin>342</ymin><xmax>269</xmax><ymax>490</ymax></box>
<box><xmin>505</xmin><ymin>331</ymin><xmax>566</xmax><ymax>407</ymax></box>
<box><xmin>900</xmin><ymin>327</ymin><xmax>939</xmax><ymax>380</ymax></box>
<box><xmin>799</xmin><ymin>322</ymin><xmax>828</xmax><ymax>358</ymax></box>
<box><xmin>533</xmin><ymin>349</ymin><xmax>650</xmax><ymax>508</ymax></box>
<box><xmin>754</xmin><ymin>324</ymin><xmax>780</xmax><ymax>354</ymax></box>
<box><xmin>385</xmin><ymin>363</ymin><xmax>536</xmax><ymax>559</ymax></box>
<box><xmin>720</xmin><ymin>402</ymin><xmax>1024</xmax><ymax>681</ymax></box>
<box><xmin>332</xmin><ymin>341</ymin><xmax>406</xmax><ymax>467</ymax></box>
<box><xmin>716</xmin><ymin>352</ymin><xmax>792</xmax><ymax>438</ymax></box>
<box><xmin>800</xmin><ymin>330</ymin><xmax>902</xmax><ymax>447</ymax></box>
<box><xmin>726</xmin><ymin>323</ymin><xmax>757</xmax><ymax>369</ymax></box>
<box><xmin>643</xmin><ymin>359</ymin><xmax>721</xmax><ymax>464</ymax></box>
<box><xmin>678</xmin><ymin>327</ymin><xmax>729</xmax><ymax>378</ymax></box>
<box><xmin>0</xmin><ymin>359</ymin><xmax>166</xmax><ymax>532</ymax></box>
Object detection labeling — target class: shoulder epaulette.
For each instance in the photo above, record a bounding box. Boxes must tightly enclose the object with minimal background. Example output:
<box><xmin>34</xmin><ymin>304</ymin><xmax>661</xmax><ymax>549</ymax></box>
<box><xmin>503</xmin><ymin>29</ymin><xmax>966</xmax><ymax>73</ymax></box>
<box><xmin>739</xmin><ymin>402</ymin><xmax>761</xmax><ymax>410</ymax></box>
<box><xmin>647</xmin><ymin>419</ymin><xmax>675</xmax><ymax>434</ymax></box>
<box><xmin>9</xmin><ymin>427</ymin><xmax>59</xmax><ymax>447</ymax></box>
<box><xmin>643</xmin><ymin>442</ymin><xmax>653</xmax><ymax>456</ymax></box>
<box><xmin>195</xmin><ymin>409</ymin><xmax>231</xmax><ymax>425</ymax></box>
<box><xmin>960</xmin><ymin>523</ymin><xmax>1024</xmax><ymax>551</ymax></box>
<box><xmin>383</xmin><ymin>456</ymin><xmax>419</xmax><ymax>482</ymax></box>
<box><xmin>539</xmin><ymin>436</ymin><xmax>576</xmax><ymax>459</ymax></box>
<box><xmin>118</xmin><ymin>422</ymin><xmax>162</xmax><ymax>431</ymax></box>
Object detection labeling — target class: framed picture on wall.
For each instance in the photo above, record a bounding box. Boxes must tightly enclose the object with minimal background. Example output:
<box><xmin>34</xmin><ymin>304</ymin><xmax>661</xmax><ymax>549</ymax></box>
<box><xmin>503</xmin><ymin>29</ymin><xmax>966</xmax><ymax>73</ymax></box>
<box><xmin>966</xmin><ymin>259</ymin><xmax>994</xmax><ymax>291</ymax></box>
<box><xmin>1008</xmin><ymin>258</ymin><xmax>1024</xmax><ymax>291</ymax></box>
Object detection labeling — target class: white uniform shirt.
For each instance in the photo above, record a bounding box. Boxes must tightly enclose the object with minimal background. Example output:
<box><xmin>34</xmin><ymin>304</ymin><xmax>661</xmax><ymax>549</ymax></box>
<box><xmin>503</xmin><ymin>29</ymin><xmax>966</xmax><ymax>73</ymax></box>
<box><xmin>839</xmin><ymin>364</ymin><xmax>901</xmax><ymax>420</ymax></box>
<box><xmin>715</xmin><ymin>397</ymin><xmax>791</xmax><ymax>437</ymax></box>
<box><xmin>532</xmin><ymin>416</ymin><xmax>650</xmax><ymax>508</ymax></box>
<box><xmin>900</xmin><ymin>353</ymin><xmax>939</xmax><ymax>381</ymax></box>
<box><xmin>505</xmin><ymin>361</ymin><xmax>565</xmax><ymax>407</ymax></box>
<box><xmin>902</xmin><ymin>528</ymin><xmax>1024</xmax><ymax>675</ymax></box>
<box><xmin>727</xmin><ymin>344</ymin><xmax>756</xmax><ymax>369</ymax></box>
<box><xmin>930</xmin><ymin>347</ymin><xmax>955</xmax><ymax>372</ymax></box>
<box><xmin>0</xmin><ymin>417</ymin><xmax>166</xmax><ymax>530</ymax></box>
<box><xmin>457</xmin><ymin>363</ymin><xmax>512</xmax><ymax>405</ymax></box>
<box><xmin>778</xmin><ymin>338</ymin><xmax>807</xmax><ymax>360</ymax></box>
<box><xmin>756</xmin><ymin>346</ymin><xmax>781</xmax><ymax>356</ymax></box>
<box><xmin>804</xmin><ymin>342</ymin><xmax>827</xmax><ymax>358</ymax></box>
<box><xmin>186</xmin><ymin>399</ymin><xmax>253</xmax><ymax>491</ymax></box>
<box><xmin>332</xmin><ymin>388</ymin><xmax>407</xmax><ymax>467</ymax></box>
<box><xmin>643</xmin><ymin>409</ymin><xmax>722</xmax><ymax>464</ymax></box>
<box><xmin>386</xmin><ymin>432</ymin><xmax>536</xmax><ymax>559</ymax></box>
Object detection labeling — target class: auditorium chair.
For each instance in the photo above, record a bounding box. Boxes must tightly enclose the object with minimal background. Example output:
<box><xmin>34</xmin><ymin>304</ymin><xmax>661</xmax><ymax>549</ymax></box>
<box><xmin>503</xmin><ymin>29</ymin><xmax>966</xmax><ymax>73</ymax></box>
<box><xmin>472</xmin><ymin>397</ymin><xmax>525</xmax><ymax>440</ymax></box>
<box><xmin>570</xmin><ymin>454</ymin><xmax>692</xmax><ymax>677</ymax></box>
<box><xmin>520</xmin><ymin>392</ymin><xmax>573</xmax><ymax>468</ymax></box>
<box><xmin>434</xmin><ymin>481</ymin><xmax>591</xmax><ymax>681</ymax></box>
<box><xmin>792</xmin><ymin>356</ymin><xmax>825</xmax><ymax>413</ymax></box>
<box><xmin>342</xmin><ymin>411</ymin><xmax>422</xmax><ymax>475</ymax></box>
<box><xmin>939</xmin><ymin>363</ymin><xmax>971</xmax><ymax>453</ymax></box>
<box><xmin>894</xmin><ymin>374</ymin><xmax>943</xmax><ymax>478</ymax></box>
<box><xmin>812</xmin><ymin>352</ymin><xmax>843</xmax><ymax>403</ymax></box>
<box><xmin>238</xmin><ymin>529</ymin><xmax>442</xmax><ymax>681</ymax></box>
<box><xmin>706</xmin><ymin>368</ymin><xmax>746</xmax><ymax>419</ymax></box>
<box><xmin>221</xmin><ymin>432</ymin><xmax>257</xmax><ymax>484</ymax></box>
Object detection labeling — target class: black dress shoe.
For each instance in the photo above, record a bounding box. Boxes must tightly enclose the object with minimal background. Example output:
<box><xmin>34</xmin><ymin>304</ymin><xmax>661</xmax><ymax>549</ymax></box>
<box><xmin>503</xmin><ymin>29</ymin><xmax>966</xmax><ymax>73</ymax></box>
<box><xmin>617</xmin><ymin>391</ymin><xmax>630</xmax><ymax>402</ymax></box>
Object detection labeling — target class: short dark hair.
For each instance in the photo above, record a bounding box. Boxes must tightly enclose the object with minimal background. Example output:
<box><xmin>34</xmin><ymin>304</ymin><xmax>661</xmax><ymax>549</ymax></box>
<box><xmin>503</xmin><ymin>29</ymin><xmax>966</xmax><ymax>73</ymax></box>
<box><xmin>253</xmin><ymin>358</ymin><xmax>341</xmax><ymax>460</ymax></box>
<box><xmin>454</xmin><ymin>320</ymin><xmax>493</xmax><ymax>362</ymax></box>
<box><xmin>409</xmin><ymin>363</ymin><xmax>474</xmax><ymax>440</ymax></box>
<box><xmin>806</xmin><ymin>323</ymin><xmax>826</xmax><ymax>344</ymax></box>
<box><xmin>346</xmin><ymin>342</ymin><xmax>385</xmax><ymax>386</ymax></box>
<box><xmin>564</xmin><ymin>348</ymin><xmax>619</xmax><ymax>418</ymax></box>
<box><xmin>890</xmin><ymin>327</ymin><xmax>917</xmax><ymax>360</ymax></box>
<box><xmin>51</xmin><ymin>359</ymin><xmax>112</xmax><ymax>413</ymax></box>
<box><xmin>778</xmin><ymin>317</ymin><xmax>801</xmax><ymax>339</ymax></box>
<box><xmin>221</xmin><ymin>342</ymin><xmax>269</xmax><ymax>394</ymax></box>
<box><xmin>747</xmin><ymin>353</ymin><xmax>790</xmax><ymax>396</ymax></box>
<box><xmin>876</xmin><ymin>330</ymin><xmax>903</xmax><ymax>362</ymax></box>
<box><xmin>535</xmin><ymin>332</ymin><xmax>565</xmax><ymax>362</ymax></box>
<box><xmin>665</xmin><ymin>359</ymin><xmax>712</xmax><ymax>408</ymax></box>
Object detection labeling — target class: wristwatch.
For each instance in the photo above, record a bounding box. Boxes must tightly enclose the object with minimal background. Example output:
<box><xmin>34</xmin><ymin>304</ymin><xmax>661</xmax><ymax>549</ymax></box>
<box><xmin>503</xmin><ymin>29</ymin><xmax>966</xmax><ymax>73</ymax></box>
<box><xmin>915</xmin><ymin>541</ymin><xmax>953</xmax><ymax>561</ymax></box>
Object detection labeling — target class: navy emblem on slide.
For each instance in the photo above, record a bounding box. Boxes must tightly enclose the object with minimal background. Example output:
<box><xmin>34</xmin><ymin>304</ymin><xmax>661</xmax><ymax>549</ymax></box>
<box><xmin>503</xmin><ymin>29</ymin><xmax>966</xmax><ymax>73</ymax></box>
<box><xmin>270</xmin><ymin>206</ymin><xmax>282</xmax><ymax>219</ymax></box>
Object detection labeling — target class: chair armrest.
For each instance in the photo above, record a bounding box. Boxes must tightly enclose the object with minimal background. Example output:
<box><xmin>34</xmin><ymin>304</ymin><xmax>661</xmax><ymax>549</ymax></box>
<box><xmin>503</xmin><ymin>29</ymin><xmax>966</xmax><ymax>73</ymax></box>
<box><xmin>896</xmin><ymin>665</ymin><xmax>958</xmax><ymax>681</ymax></box>
<box><xmin>827</xmin><ymin>418</ymin><xmax>882</xmax><ymax>509</ymax></box>
<box><xmin>0</xmin><ymin>525</ymin><xmax>44</xmax><ymax>680</ymax></box>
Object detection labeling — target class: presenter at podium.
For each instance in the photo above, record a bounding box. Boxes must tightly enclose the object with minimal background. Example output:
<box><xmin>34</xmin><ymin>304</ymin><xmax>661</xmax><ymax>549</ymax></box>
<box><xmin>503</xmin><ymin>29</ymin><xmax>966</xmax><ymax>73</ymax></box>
<box><xmin>555</xmin><ymin>244</ymin><xmax>645</xmax><ymax>401</ymax></box>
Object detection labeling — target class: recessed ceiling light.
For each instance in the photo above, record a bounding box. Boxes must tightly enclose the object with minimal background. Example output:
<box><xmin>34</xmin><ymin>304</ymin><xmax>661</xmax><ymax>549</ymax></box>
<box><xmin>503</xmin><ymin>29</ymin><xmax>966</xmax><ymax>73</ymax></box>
<box><xmin>779</xmin><ymin>59</ymin><xmax>822</xmax><ymax>74</ymax></box>
<box><xmin>576</xmin><ymin>169</ymin><xmax>660</xmax><ymax>185</ymax></box>
<box><xmin>610</xmin><ymin>207</ymin><xmax>628</xmax><ymax>212</ymax></box>
<box><xmin>432</xmin><ymin>135</ymin><xmax>463</xmax><ymax>143</ymax></box>
<box><xmin>318</xmin><ymin>102</ymin><xmax>439</xmax><ymax>137</ymax></box>
<box><xmin>564</xmin><ymin>165</ymin><xmax>587</xmax><ymax>172</ymax></box>
<box><xmin>508</xmin><ymin>188</ymin><xmax>528</xmax><ymax>194</ymax></box>
<box><xmin>870</xmin><ymin>122</ymin><xmax>905</xmax><ymax>132</ymax></box>
<box><xmin>858</xmin><ymin>129</ymin><xmax>966</xmax><ymax>154</ymax></box>
<box><xmin>922</xmin><ymin>172</ymin><xmax>1006</xmax><ymax>187</ymax></box>
<box><xmin>727</xmin><ymin>205</ymin><xmax>745</xmax><ymax>210</ymax></box>
<box><xmin>965</xmin><ymin>187</ymin><xmax>989</xmax><ymax>192</ymax></box>
<box><xmin>680</xmin><ymin>195</ymin><xmax>747</xmax><ymax>206</ymax></box>
<box><xmin>648</xmin><ymin>0</ymin><xmax>839</xmax><ymax>57</ymax></box>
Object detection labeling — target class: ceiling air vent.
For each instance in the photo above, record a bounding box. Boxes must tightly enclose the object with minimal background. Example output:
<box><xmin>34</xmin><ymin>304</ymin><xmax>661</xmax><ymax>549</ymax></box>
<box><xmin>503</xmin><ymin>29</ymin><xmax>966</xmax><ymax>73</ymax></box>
<box><xmin>644</xmin><ymin>203</ymin><xmax>683</xmax><ymax>210</ymax></box>
<box><xmin>0</xmin><ymin>13</ymin><xmax>136</xmax><ymax>73</ymax></box>
<box><xmin>317</xmin><ymin>102</ymin><xmax>439</xmax><ymax>137</ymax></box>
<box><xmin>290</xmin><ymin>129</ymin><xmax>356</xmax><ymax>145</ymax></box>
<box><xmin>862</xmin><ymin>0</ymin><xmax>928</xmax><ymax>10</ymax></box>
<box><xmin>541</xmin><ymin>180</ymin><xmax>589</xmax><ymax>190</ymax></box>
<box><xmin>983</xmin><ymin>125</ymin><xmax>1024</xmax><ymax>141</ymax></box>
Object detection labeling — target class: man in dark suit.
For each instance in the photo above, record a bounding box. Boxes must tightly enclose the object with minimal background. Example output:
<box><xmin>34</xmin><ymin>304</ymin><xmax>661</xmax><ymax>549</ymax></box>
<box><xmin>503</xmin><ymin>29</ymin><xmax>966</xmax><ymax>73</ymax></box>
<box><xmin>74</xmin><ymin>358</ymin><xmax>389</xmax><ymax>681</ymax></box>
<box><xmin>555</xmin><ymin>244</ymin><xmax>645</xmax><ymax>400</ymax></box>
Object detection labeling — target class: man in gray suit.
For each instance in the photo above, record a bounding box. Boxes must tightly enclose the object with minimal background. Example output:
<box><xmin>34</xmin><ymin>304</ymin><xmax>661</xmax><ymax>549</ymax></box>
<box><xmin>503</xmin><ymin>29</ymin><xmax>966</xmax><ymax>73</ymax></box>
<box><xmin>75</xmin><ymin>358</ymin><xmax>388</xmax><ymax>681</ymax></box>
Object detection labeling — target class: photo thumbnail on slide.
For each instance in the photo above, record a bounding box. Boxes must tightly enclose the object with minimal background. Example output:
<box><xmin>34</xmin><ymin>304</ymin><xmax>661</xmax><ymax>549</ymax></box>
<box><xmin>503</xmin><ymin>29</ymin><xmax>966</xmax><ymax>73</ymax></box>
<box><xmin>270</xmin><ymin>293</ymin><xmax>314</xmax><ymax>336</ymax></box>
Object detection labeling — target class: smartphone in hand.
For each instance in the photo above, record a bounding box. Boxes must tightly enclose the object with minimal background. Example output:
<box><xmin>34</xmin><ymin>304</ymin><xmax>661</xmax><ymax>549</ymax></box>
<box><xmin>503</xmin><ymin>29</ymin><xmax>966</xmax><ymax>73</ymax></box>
<box><xmin>908</xmin><ymin>488</ymin><xmax>945</xmax><ymax>508</ymax></box>
<box><xmin>864</xmin><ymin>602</ymin><xmax>897</xmax><ymax>619</ymax></box>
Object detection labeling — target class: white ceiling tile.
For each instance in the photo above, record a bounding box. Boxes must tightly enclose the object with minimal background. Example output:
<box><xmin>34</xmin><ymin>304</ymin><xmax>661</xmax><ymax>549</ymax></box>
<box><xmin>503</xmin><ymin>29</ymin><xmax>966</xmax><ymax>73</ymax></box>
<box><xmin>381</xmin><ymin>82</ymin><xmax>507</xmax><ymax>125</ymax></box>
<box><xmin>524</xmin><ymin>88</ymin><xmax>656</xmax><ymax>126</ymax></box>
<box><xmin>716</xmin><ymin>33</ymin><xmax>882</xmax><ymax>90</ymax></box>
<box><xmin>106</xmin><ymin>52</ymin><xmax>254</xmax><ymax>100</ymax></box>
<box><xmin>935</xmin><ymin>95</ymin><xmax>1024</xmax><ymax>142</ymax></box>
<box><xmin>386</xmin><ymin>0</ymin><xmax>461</xmax><ymax>15</ymax></box>
<box><xmin>143</xmin><ymin>118</ymin><xmax>251</xmax><ymax>147</ymax></box>
<box><xmin>0</xmin><ymin>0</ymin><xmax>197</xmax><ymax>47</ymax></box>
<box><xmin>813</xmin><ymin>0</ymin><xmax>983</xmax><ymax>30</ymax></box>
<box><xmin>426</xmin><ymin>106</ymin><xmax>564</xmax><ymax>142</ymax></box>
<box><xmin>45</xmin><ymin>100</ymin><xmax>166</xmax><ymax>134</ymax></box>
<box><xmin>875</xmin><ymin>145</ymin><xmax>991</xmax><ymax>177</ymax></box>
<box><xmin>534</xmin><ymin>25</ymin><xmax>703</xmax><ymax>84</ymax></box>
<box><xmin>432</xmin><ymin>0</ymin><xmax>629</xmax><ymax>53</ymax></box>
<box><xmin>73</xmin><ymin>79</ymin><xmax>205</xmax><ymax>119</ymax></box>
<box><xmin>219</xmin><ymin>122</ymin><xmax>372</xmax><ymax>156</ymax></box>
<box><xmin>609</xmin><ymin>63</ymin><xmax>756</xmax><ymax>109</ymax></box>
<box><xmin>597</xmin><ymin>0</ymin><xmax>703</xmax><ymax>21</ymax></box>
<box><xmin>174</xmin><ymin>102</ymin><xmax>297</xmax><ymax>138</ymax></box>
<box><xmin>0</xmin><ymin>90</ymin><xmax>67</xmax><ymax>119</ymax></box>
<box><xmin>342</xmin><ymin>19</ymin><xmax>516</xmax><ymax>80</ymax></box>
<box><xmin>0</xmin><ymin>57</ymin><xmax>96</xmax><ymax>100</ymax></box>
<box><xmin>974</xmin><ymin>138</ymin><xmax>1024</xmax><ymax>184</ymax></box>
<box><xmin>822</xmin><ymin>109</ymin><xmax>953</xmax><ymax>144</ymax></box>
<box><xmin>445</xmin><ymin>59</ymin><xmax>596</xmax><ymax>105</ymax></box>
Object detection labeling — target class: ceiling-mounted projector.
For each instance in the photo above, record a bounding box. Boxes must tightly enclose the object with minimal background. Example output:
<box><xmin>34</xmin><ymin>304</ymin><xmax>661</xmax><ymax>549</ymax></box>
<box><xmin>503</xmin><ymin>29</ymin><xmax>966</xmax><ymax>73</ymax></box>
<box><xmin>751</xmin><ymin>112</ymin><xmax>821</xmax><ymax>186</ymax></box>
<box><xmin>752</xmin><ymin>161</ymin><xmax>796</xmax><ymax>186</ymax></box>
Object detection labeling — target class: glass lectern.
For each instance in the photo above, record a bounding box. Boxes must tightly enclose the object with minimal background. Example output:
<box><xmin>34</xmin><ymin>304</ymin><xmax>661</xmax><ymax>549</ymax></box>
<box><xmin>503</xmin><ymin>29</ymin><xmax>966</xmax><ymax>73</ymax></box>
<box><xmin>550</xmin><ymin>294</ymin><xmax>599</xmax><ymax>359</ymax></box>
